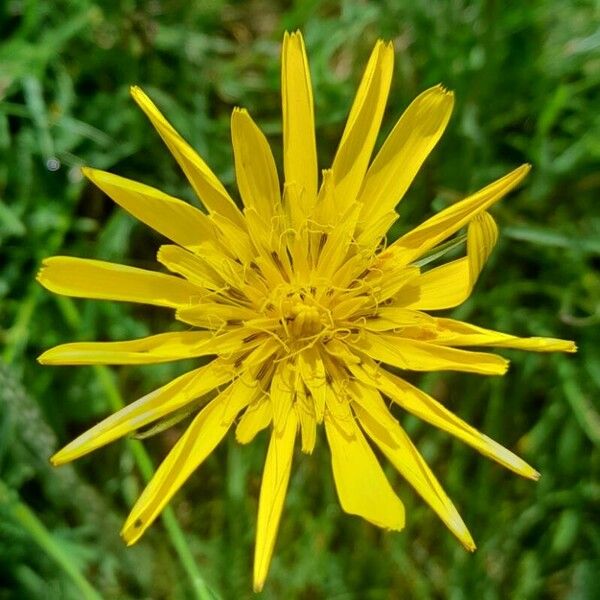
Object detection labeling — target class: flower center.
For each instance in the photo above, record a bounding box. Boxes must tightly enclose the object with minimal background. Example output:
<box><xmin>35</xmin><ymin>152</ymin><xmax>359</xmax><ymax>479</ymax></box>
<box><xmin>276</xmin><ymin>290</ymin><xmax>330</xmax><ymax>342</ymax></box>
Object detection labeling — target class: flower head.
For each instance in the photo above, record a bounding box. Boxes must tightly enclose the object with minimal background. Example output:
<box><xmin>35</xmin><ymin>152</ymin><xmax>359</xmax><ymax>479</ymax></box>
<box><xmin>38</xmin><ymin>32</ymin><xmax>575</xmax><ymax>591</ymax></box>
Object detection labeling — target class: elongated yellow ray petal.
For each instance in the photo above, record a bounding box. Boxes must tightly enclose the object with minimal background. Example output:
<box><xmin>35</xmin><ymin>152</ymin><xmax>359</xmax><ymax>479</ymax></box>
<box><xmin>39</xmin><ymin>331</ymin><xmax>210</xmax><ymax>365</ymax></box>
<box><xmin>253</xmin><ymin>410</ymin><xmax>297</xmax><ymax>592</ymax></box>
<box><xmin>282</xmin><ymin>31</ymin><xmax>317</xmax><ymax>204</ymax></box>
<box><xmin>422</xmin><ymin>318</ymin><xmax>577</xmax><ymax>352</ymax></box>
<box><xmin>401</xmin><ymin>257</ymin><xmax>470</xmax><ymax>311</ymax></box>
<box><xmin>282</xmin><ymin>183</ymin><xmax>310</xmax><ymax>253</ymax></box>
<box><xmin>352</xmin><ymin>385</ymin><xmax>475</xmax><ymax>550</ymax></box>
<box><xmin>359</xmin><ymin>307</ymin><xmax>436</xmax><ymax>332</ymax></box>
<box><xmin>368</xmin><ymin>265</ymin><xmax>420</xmax><ymax>304</ymax></box>
<box><xmin>401</xmin><ymin>211</ymin><xmax>495</xmax><ymax>309</ymax></box>
<box><xmin>210</xmin><ymin>212</ymin><xmax>255</xmax><ymax>264</ymax></box>
<box><xmin>270</xmin><ymin>361</ymin><xmax>294</xmax><ymax>433</ymax></box>
<box><xmin>38</xmin><ymin>329</ymin><xmax>259</xmax><ymax>365</ymax></box>
<box><xmin>331</xmin><ymin>294</ymin><xmax>373</xmax><ymax>321</ymax></box>
<box><xmin>331</xmin><ymin>40</ymin><xmax>394</xmax><ymax>207</ymax></box>
<box><xmin>356</xmin><ymin>211</ymin><xmax>398</xmax><ymax>252</ymax></box>
<box><xmin>357</xmin><ymin>85</ymin><xmax>454</xmax><ymax>242</ymax></box>
<box><xmin>122</xmin><ymin>380</ymin><xmax>255</xmax><ymax>545</ymax></box>
<box><xmin>315</xmin><ymin>203</ymin><xmax>362</xmax><ymax>279</ymax></box>
<box><xmin>350</xmin><ymin>360</ymin><xmax>539</xmax><ymax>480</ymax></box>
<box><xmin>157</xmin><ymin>244</ymin><xmax>242</xmax><ymax>293</ymax></box>
<box><xmin>356</xmin><ymin>331</ymin><xmax>509</xmax><ymax>375</ymax></box>
<box><xmin>386</xmin><ymin>164</ymin><xmax>530</xmax><ymax>265</ymax></box>
<box><xmin>297</xmin><ymin>347</ymin><xmax>326</xmax><ymax>423</ymax></box>
<box><xmin>50</xmin><ymin>360</ymin><xmax>235</xmax><ymax>465</ymax></box>
<box><xmin>467</xmin><ymin>210</ymin><xmax>498</xmax><ymax>282</ymax></box>
<box><xmin>324</xmin><ymin>413</ymin><xmax>405</xmax><ymax>530</ymax></box>
<box><xmin>296</xmin><ymin>396</ymin><xmax>317</xmax><ymax>454</ymax></box>
<box><xmin>400</xmin><ymin>211</ymin><xmax>497</xmax><ymax>310</ymax></box>
<box><xmin>176</xmin><ymin>302</ymin><xmax>259</xmax><ymax>329</ymax></box>
<box><xmin>236</xmin><ymin>397</ymin><xmax>272</xmax><ymax>444</ymax></box>
<box><xmin>130</xmin><ymin>86</ymin><xmax>244</xmax><ymax>227</ymax></box>
<box><xmin>231</xmin><ymin>107</ymin><xmax>280</xmax><ymax>220</ymax></box>
<box><xmin>37</xmin><ymin>256</ymin><xmax>201</xmax><ymax>308</ymax></box>
<box><xmin>323</xmin><ymin>378</ymin><xmax>355</xmax><ymax>437</ymax></box>
<box><xmin>82</xmin><ymin>167</ymin><xmax>216</xmax><ymax>247</ymax></box>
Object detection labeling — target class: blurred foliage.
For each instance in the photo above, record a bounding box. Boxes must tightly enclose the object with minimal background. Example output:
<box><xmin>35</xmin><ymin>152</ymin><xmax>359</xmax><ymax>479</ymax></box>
<box><xmin>1</xmin><ymin>0</ymin><xmax>599</xmax><ymax>598</ymax></box>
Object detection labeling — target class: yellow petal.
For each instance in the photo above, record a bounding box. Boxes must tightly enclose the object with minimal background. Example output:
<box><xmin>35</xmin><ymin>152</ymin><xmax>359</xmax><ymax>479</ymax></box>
<box><xmin>323</xmin><ymin>338</ymin><xmax>361</xmax><ymax>367</ymax></box>
<box><xmin>121</xmin><ymin>380</ymin><xmax>254</xmax><ymax>545</ymax></box>
<box><xmin>368</xmin><ymin>265</ymin><xmax>420</xmax><ymax>303</ymax></box>
<box><xmin>331</xmin><ymin>294</ymin><xmax>373</xmax><ymax>321</ymax></box>
<box><xmin>157</xmin><ymin>244</ymin><xmax>236</xmax><ymax>292</ymax></box>
<box><xmin>244</xmin><ymin>208</ymin><xmax>293</xmax><ymax>288</ymax></box>
<box><xmin>324</xmin><ymin>413</ymin><xmax>405</xmax><ymax>530</ymax></box>
<box><xmin>82</xmin><ymin>167</ymin><xmax>216</xmax><ymax>247</ymax></box>
<box><xmin>351</xmin><ymin>360</ymin><xmax>539</xmax><ymax>480</ymax></box>
<box><xmin>312</xmin><ymin>168</ymin><xmax>337</xmax><ymax>229</ymax></box>
<box><xmin>39</xmin><ymin>331</ymin><xmax>209</xmax><ymax>365</ymax></box>
<box><xmin>281</xmin><ymin>31</ymin><xmax>318</xmax><ymax>203</ymax></box>
<box><xmin>37</xmin><ymin>256</ymin><xmax>201</xmax><ymax>308</ymax></box>
<box><xmin>356</xmin><ymin>331</ymin><xmax>509</xmax><ymax>375</ymax></box>
<box><xmin>283</xmin><ymin>183</ymin><xmax>311</xmax><ymax>262</ymax></box>
<box><xmin>130</xmin><ymin>86</ymin><xmax>244</xmax><ymax>227</ymax></box>
<box><xmin>270</xmin><ymin>361</ymin><xmax>294</xmax><ymax>433</ymax></box>
<box><xmin>210</xmin><ymin>212</ymin><xmax>255</xmax><ymax>264</ymax></box>
<box><xmin>423</xmin><ymin>318</ymin><xmax>577</xmax><ymax>352</ymax></box>
<box><xmin>358</xmin><ymin>85</ymin><xmax>454</xmax><ymax>240</ymax></box>
<box><xmin>231</xmin><ymin>107</ymin><xmax>280</xmax><ymax>219</ymax></box>
<box><xmin>400</xmin><ymin>211</ymin><xmax>498</xmax><ymax>310</ymax></box>
<box><xmin>176</xmin><ymin>302</ymin><xmax>258</xmax><ymax>329</ymax></box>
<box><xmin>360</xmin><ymin>307</ymin><xmax>436</xmax><ymax>332</ymax></box>
<box><xmin>236</xmin><ymin>397</ymin><xmax>272</xmax><ymax>444</ymax></box>
<box><xmin>331</xmin><ymin>40</ymin><xmax>394</xmax><ymax>207</ymax></box>
<box><xmin>50</xmin><ymin>360</ymin><xmax>235</xmax><ymax>465</ymax></box>
<box><xmin>400</xmin><ymin>258</ymin><xmax>470</xmax><ymax>311</ymax></box>
<box><xmin>253</xmin><ymin>410</ymin><xmax>297</xmax><ymax>592</ymax></box>
<box><xmin>38</xmin><ymin>329</ymin><xmax>258</xmax><ymax>365</ymax></box>
<box><xmin>387</xmin><ymin>164</ymin><xmax>530</xmax><ymax>265</ymax></box>
<box><xmin>323</xmin><ymin>379</ymin><xmax>355</xmax><ymax>437</ymax></box>
<box><xmin>315</xmin><ymin>203</ymin><xmax>362</xmax><ymax>279</ymax></box>
<box><xmin>297</xmin><ymin>348</ymin><xmax>326</xmax><ymax>423</ymax></box>
<box><xmin>356</xmin><ymin>210</ymin><xmax>398</xmax><ymax>250</ymax></box>
<box><xmin>296</xmin><ymin>400</ymin><xmax>317</xmax><ymax>454</ymax></box>
<box><xmin>352</xmin><ymin>386</ymin><xmax>475</xmax><ymax>550</ymax></box>
<box><xmin>467</xmin><ymin>210</ymin><xmax>498</xmax><ymax>283</ymax></box>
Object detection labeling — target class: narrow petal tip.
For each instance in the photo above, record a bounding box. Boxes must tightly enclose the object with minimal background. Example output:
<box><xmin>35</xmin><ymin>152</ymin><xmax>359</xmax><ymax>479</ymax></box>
<box><xmin>49</xmin><ymin>450</ymin><xmax>68</xmax><ymax>467</ymax></box>
<box><xmin>285</xmin><ymin>30</ymin><xmax>303</xmax><ymax>43</ymax></box>
<box><xmin>120</xmin><ymin>520</ymin><xmax>143</xmax><ymax>546</ymax></box>
<box><xmin>519</xmin><ymin>163</ymin><xmax>532</xmax><ymax>175</ymax></box>
<box><xmin>385</xmin><ymin>520</ymin><xmax>406</xmax><ymax>533</ymax></box>
<box><xmin>37</xmin><ymin>351</ymin><xmax>51</xmax><ymax>365</ymax></box>
<box><xmin>434</xmin><ymin>83</ymin><xmax>454</xmax><ymax>98</ymax></box>
<box><xmin>80</xmin><ymin>166</ymin><xmax>106</xmax><ymax>185</ymax></box>
<box><xmin>499</xmin><ymin>358</ymin><xmax>510</xmax><ymax>375</ymax></box>
<box><xmin>35</xmin><ymin>262</ymin><xmax>50</xmax><ymax>287</ymax></box>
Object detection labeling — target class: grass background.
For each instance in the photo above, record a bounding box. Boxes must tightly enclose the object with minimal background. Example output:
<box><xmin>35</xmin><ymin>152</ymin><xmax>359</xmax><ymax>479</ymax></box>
<box><xmin>1</xmin><ymin>0</ymin><xmax>599</xmax><ymax>598</ymax></box>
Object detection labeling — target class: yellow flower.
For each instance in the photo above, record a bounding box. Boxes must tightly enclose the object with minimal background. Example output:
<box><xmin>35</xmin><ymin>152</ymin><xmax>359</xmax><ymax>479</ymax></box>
<box><xmin>38</xmin><ymin>32</ymin><xmax>575</xmax><ymax>591</ymax></box>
